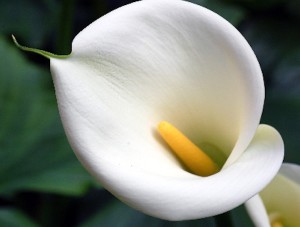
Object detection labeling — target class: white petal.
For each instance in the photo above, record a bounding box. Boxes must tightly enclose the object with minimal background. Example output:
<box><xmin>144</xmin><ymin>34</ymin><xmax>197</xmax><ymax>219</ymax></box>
<box><xmin>279</xmin><ymin>163</ymin><xmax>300</xmax><ymax>183</ymax></box>
<box><xmin>259</xmin><ymin>163</ymin><xmax>300</xmax><ymax>226</ymax></box>
<box><xmin>245</xmin><ymin>195</ymin><xmax>271</xmax><ymax>227</ymax></box>
<box><xmin>53</xmin><ymin>0</ymin><xmax>264</xmax><ymax>168</ymax></box>
<box><xmin>49</xmin><ymin>0</ymin><xmax>281</xmax><ymax>220</ymax></box>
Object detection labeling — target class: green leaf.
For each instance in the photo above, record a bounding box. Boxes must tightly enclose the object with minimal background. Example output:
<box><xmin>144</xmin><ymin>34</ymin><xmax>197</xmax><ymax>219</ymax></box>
<box><xmin>0</xmin><ymin>208</ymin><xmax>39</xmax><ymax>227</ymax></box>
<box><xmin>79</xmin><ymin>199</ymin><xmax>217</xmax><ymax>227</ymax></box>
<box><xmin>0</xmin><ymin>0</ymin><xmax>59</xmax><ymax>47</ymax></box>
<box><xmin>0</xmin><ymin>36</ymin><xmax>95</xmax><ymax>196</ymax></box>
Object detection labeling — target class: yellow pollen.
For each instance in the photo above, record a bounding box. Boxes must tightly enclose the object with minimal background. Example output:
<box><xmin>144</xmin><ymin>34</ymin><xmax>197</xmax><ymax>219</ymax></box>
<box><xmin>271</xmin><ymin>221</ymin><xmax>283</xmax><ymax>227</ymax></box>
<box><xmin>269</xmin><ymin>213</ymin><xmax>283</xmax><ymax>227</ymax></box>
<box><xmin>157</xmin><ymin>121</ymin><xmax>219</xmax><ymax>176</ymax></box>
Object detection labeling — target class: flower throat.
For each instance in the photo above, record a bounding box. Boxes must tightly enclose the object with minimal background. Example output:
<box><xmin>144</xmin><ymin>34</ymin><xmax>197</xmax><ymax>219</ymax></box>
<box><xmin>158</xmin><ymin>121</ymin><xmax>219</xmax><ymax>176</ymax></box>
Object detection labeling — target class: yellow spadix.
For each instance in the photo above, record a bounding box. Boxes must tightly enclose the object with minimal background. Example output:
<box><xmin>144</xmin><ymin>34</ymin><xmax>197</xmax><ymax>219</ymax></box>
<box><xmin>158</xmin><ymin>121</ymin><xmax>219</xmax><ymax>176</ymax></box>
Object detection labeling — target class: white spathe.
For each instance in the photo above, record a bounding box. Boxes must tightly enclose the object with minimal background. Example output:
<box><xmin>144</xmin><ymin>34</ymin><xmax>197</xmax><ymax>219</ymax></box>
<box><xmin>246</xmin><ymin>163</ymin><xmax>300</xmax><ymax>227</ymax></box>
<box><xmin>49</xmin><ymin>0</ymin><xmax>284</xmax><ymax>220</ymax></box>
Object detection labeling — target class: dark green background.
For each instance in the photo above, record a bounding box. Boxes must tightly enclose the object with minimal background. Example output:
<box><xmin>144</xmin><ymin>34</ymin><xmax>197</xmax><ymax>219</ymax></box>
<box><xmin>0</xmin><ymin>0</ymin><xmax>299</xmax><ymax>226</ymax></box>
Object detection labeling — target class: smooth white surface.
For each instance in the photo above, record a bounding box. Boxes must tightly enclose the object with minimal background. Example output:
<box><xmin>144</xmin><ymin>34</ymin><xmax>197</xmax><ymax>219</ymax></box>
<box><xmin>261</xmin><ymin>164</ymin><xmax>300</xmax><ymax>226</ymax></box>
<box><xmin>245</xmin><ymin>195</ymin><xmax>270</xmax><ymax>227</ymax></box>
<box><xmin>50</xmin><ymin>0</ymin><xmax>284</xmax><ymax>220</ymax></box>
<box><xmin>246</xmin><ymin>164</ymin><xmax>300</xmax><ymax>226</ymax></box>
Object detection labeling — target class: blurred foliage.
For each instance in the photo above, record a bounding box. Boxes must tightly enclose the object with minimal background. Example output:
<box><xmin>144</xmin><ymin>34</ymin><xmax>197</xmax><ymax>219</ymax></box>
<box><xmin>0</xmin><ymin>0</ymin><xmax>59</xmax><ymax>47</ymax></box>
<box><xmin>0</xmin><ymin>0</ymin><xmax>299</xmax><ymax>226</ymax></box>
<box><xmin>190</xmin><ymin>0</ymin><xmax>248</xmax><ymax>25</ymax></box>
<box><xmin>0</xmin><ymin>208</ymin><xmax>38</xmax><ymax>227</ymax></box>
<box><xmin>79</xmin><ymin>199</ymin><xmax>217</xmax><ymax>227</ymax></box>
<box><xmin>0</xmin><ymin>36</ymin><xmax>93</xmax><ymax>197</ymax></box>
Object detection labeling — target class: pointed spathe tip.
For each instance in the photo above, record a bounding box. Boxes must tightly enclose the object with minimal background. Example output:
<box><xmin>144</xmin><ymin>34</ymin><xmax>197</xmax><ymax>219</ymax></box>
<box><xmin>11</xmin><ymin>34</ymin><xmax>70</xmax><ymax>60</ymax></box>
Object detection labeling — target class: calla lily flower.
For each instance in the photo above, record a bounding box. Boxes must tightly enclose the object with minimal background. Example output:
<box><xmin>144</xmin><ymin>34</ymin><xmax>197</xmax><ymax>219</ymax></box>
<box><xmin>14</xmin><ymin>0</ymin><xmax>284</xmax><ymax>221</ymax></box>
<box><xmin>246</xmin><ymin>163</ymin><xmax>300</xmax><ymax>227</ymax></box>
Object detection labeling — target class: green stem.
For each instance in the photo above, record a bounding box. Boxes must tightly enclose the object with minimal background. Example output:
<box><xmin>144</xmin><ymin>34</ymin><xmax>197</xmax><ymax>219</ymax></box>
<box><xmin>215</xmin><ymin>211</ymin><xmax>234</xmax><ymax>227</ymax></box>
<box><xmin>12</xmin><ymin>35</ymin><xmax>69</xmax><ymax>59</ymax></box>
